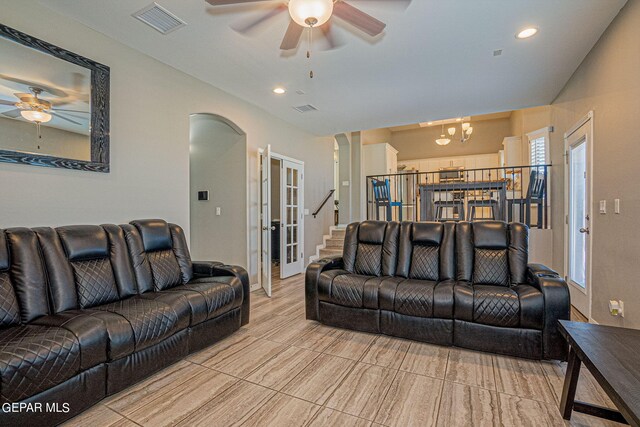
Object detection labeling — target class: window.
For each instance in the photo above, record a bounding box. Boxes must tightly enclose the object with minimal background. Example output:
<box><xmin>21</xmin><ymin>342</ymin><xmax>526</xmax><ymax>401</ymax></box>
<box><xmin>527</xmin><ymin>128</ymin><xmax>550</xmax><ymax>169</ymax></box>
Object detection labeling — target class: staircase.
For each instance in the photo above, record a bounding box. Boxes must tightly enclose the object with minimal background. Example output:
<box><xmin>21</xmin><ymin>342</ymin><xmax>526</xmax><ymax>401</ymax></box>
<box><xmin>310</xmin><ymin>226</ymin><xmax>345</xmax><ymax>263</ymax></box>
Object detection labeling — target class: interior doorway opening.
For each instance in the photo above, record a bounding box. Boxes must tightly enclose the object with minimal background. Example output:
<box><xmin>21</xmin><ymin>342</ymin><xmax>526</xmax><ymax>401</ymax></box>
<box><xmin>189</xmin><ymin>113</ymin><xmax>247</xmax><ymax>267</ymax></box>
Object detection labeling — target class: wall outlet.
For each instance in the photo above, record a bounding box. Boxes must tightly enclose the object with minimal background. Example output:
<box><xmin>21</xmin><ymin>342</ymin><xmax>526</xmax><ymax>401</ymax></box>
<box><xmin>609</xmin><ymin>300</ymin><xmax>625</xmax><ymax>317</ymax></box>
<box><xmin>342</xmin><ymin>181</ymin><xmax>350</xmax><ymax>187</ymax></box>
<box><xmin>614</xmin><ymin>198</ymin><xmax>620</xmax><ymax>214</ymax></box>
<box><xmin>216</xmin><ymin>207</ymin><xmax>221</xmax><ymax>216</ymax></box>
<box><xmin>599</xmin><ymin>200</ymin><xmax>606</xmax><ymax>214</ymax></box>
<box><xmin>304</xmin><ymin>209</ymin><xmax>309</xmax><ymax>215</ymax></box>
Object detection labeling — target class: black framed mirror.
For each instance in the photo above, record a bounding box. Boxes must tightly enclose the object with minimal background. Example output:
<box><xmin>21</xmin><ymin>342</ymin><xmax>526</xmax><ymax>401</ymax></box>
<box><xmin>0</xmin><ymin>24</ymin><xmax>110</xmax><ymax>172</ymax></box>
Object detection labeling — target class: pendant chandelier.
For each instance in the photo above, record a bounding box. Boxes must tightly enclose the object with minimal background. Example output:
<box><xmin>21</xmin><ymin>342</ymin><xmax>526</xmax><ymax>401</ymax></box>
<box><xmin>435</xmin><ymin>119</ymin><xmax>474</xmax><ymax>145</ymax></box>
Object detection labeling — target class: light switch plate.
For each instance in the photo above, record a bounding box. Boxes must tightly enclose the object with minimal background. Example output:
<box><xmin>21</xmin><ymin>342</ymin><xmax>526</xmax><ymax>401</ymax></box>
<box><xmin>342</xmin><ymin>181</ymin><xmax>350</xmax><ymax>187</ymax></box>
<box><xmin>304</xmin><ymin>209</ymin><xmax>309</xmax><ymax>215</ymax></box>
<box><xmin>216</xmin><ymin>207</ymin><xmax>221</xmax><ymax>216</ymax></box>
<box><xmin>599</xmin><ymin>200</ymin><xmax>606</xmax><ymax>214</ymax></box>
<box><xmin>614</xmin><ymin>199</ymin><xmax>620</xmax><ymax>214</ymax></box>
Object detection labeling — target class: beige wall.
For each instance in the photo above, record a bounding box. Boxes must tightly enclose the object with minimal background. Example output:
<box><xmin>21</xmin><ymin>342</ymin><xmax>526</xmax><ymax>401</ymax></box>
<box><xmin>362</xmin><ymin>128</ymin><xmax>392</xmax><ymax>145</ymax></box>
<box><xmin>0</xmin><ymin>116</ymin><xmax>90</xmax><ymax>161</ymax></box>
<box><xmin>550</xmin><ymin>0</ymin><xmax>640</xmax><ymax>327</ymax></box>
<box><xmin>510</xmin><ymin>106</ymin><xmax>552</xmax><ymax>142</ymax></box>
<box><xmin>0</xmin><ymin>1</ymin><xmax>335</xmax><ymax>286</ymax></box>
<box><xmin>390</xmin><ymin>118</ymin><xmax>512</xmax><ymax>160</ymax></box>
<box><xmin>189</xmin><ymin>114</ymin><xmax>247</xmax><ymax>267</ymax></box>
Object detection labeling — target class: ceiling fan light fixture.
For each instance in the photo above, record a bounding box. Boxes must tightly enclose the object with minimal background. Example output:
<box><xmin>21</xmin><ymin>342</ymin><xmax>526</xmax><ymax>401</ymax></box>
<box><xmin>21</xmin><ymin>109</ymin><xmax>52</xmax><ymax>123</ymax></box>
<box><xmin>288</xmin><ymin>0</ymin><xmax>334</xmax><ymax>27</ymax></box>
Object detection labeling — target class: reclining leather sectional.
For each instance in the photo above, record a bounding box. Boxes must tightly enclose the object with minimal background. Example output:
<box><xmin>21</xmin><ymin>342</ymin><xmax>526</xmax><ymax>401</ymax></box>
<box><xmin>0</xmin><ymin>219</ymin><xmax>249</xmax><ymax>426</ymax></box>
<box><xmin>306</xmin><ymin>220</ymin><xmax>570</xmax><ymax>360</ymax></box>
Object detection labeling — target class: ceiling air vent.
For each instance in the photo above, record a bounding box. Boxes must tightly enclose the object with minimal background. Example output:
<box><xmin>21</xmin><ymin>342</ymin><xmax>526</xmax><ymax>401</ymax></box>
<box><xmin>293</xmin><ymin>104</ymin><xmax>318</xmax><ymax>113</ymax></box>
<box><xmin>132</xmin><ymin>3</ymin><xmax>186</xmax><ymax>35</ymax></box>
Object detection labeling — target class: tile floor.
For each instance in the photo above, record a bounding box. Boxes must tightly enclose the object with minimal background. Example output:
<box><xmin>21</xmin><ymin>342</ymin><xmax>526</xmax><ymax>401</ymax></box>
<box><xmin>63</xmin><ymin>270</ymin><xmax>623</xmax><ymax>427</ymax></box>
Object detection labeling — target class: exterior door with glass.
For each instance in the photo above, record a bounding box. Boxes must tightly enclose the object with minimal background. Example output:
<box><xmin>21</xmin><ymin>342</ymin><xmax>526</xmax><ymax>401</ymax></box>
<box><xmin>565</xmin><ymin>116</ymin><xmax>592</xmax><ymax>318</ymax></box>
<box><xmin>280</xmin><ymin>159</ymin><xmax>304</xmax><ymax>278</ymax></box>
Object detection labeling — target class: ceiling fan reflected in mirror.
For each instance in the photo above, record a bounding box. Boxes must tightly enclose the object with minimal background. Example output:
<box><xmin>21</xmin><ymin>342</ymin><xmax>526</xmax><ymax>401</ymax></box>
<box><xmin>206</xmin><ymin>0</ymin><xmax>410</xmax><ymax>78</ymax></box>
<box><xmin>0</xmin><ymin>86</ymin><xmax>89</xmax><ymax>138</ymax></box>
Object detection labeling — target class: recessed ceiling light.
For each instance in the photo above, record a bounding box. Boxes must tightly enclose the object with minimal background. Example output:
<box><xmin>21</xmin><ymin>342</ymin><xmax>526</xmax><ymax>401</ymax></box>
<box><xmin>455</xmin><ymin>118</ymin><xmax>462</xmax><ymax>122</ymax></box>
<box><xmin>427</xmin><ymin>122</ymin><xmax>433</xmax><ymax>125</ymax></box>
<box><xmin>273</xmin><ymin>87</ymin><xmax>286</xmax><ymax>94</ymax></box>
<box><xmin>516</xmin><ymin>27</ymin><xmax>538</xmax><ymax>39</ymax></box>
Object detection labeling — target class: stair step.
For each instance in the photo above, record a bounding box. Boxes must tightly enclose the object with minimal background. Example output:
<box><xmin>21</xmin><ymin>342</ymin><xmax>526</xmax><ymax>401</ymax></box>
<box><xmin>319</xmin><ymin>248</ymin><xmax>342</xmax><ymax>258</ymax></box>
<box><xmin>325</xmin><ymin>238</ymin><xmax>344</xmax><ymax>248</ymax></box>
<box><xmin>331</xmin><ymin>229</ymin><xmax>346</xmax><ymax>238</ymax></box>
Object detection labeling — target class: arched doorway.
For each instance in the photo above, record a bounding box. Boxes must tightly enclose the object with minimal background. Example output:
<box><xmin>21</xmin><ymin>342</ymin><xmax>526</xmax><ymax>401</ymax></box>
<box><xmin>189</xmin><ymin>113</ymin><xmax>247</xmax><ymax>267</ymax></box>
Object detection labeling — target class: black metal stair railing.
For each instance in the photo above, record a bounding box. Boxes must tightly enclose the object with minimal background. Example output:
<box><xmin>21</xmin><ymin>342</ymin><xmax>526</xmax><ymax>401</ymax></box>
<box><xmin>366</xmin><ymin>165</ymin><xmax>551</xmax><ymax>229</ymax></box>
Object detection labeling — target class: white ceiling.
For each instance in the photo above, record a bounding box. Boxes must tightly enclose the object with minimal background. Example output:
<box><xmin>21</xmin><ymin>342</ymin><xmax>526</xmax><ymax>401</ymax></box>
<box><xmin>37</xmin><ymin>0</ymin><xmax>626</xmax><ymax>136</ymax></box>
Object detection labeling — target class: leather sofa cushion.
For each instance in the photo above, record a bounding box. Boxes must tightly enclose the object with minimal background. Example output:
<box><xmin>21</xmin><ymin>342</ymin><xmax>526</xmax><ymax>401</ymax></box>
<box><xmin>408</xmin><ymin>245</ymin><xmax>439</xmax><ymax>281</ymax></box>
<box><xmin>473</xmin><ymin>248</ymin><xmax>509</xmax><ymax>286</ymax></box>
<box><xmin>380</xmin><ymin>279</ymin><xmax>455</xmax><ymax>319</ymax></box>
<box><xmin>473</xmin><ymin>285</ymin><xmax>520</xmax><ymax>327</ymax></box>
<box><xmin>92</xmin><ymin>297</ymin><xmax>180</xmax><ymax>352</ymax></box>
<box><xmin>183</xmin><ymin>276</ymin><xmax>243</xmax><ymax>318</ymax></box>
<box><xmin>354</xmin><ymin>244</ymin><xmax>382</xmax><ymax>276</ymax></box>
<box><xmin>130</xmin><ymin>219</ymin><xmax>173</xmax><ymax>252</ymax></box>
<box><xmin>0</xmin><ymin>272</ymin><xmax>20</xmax><ymax>327</ymax></box>
<box><xmin>57</xmin><ymin>226</ymin><xmax>109</xmax><ymax>261</ymax></box>
<box><xmin>148</xmin><ymin>249</ymin><xmax>183</xmax><ymax>290</ymax></box>
<box><xmin>0</xmin><ymin>325</ymin><xmax>80</xmax><ymax>402</ymax></box>
<box><xmin>454</xmin><ymin>283</ymin><xmax>543</xmax><ymax>329</ymax></box>
<box><xmin>317</xmin><ymin>271</ymin><xmax>383</xmax><ymax>309</ymax></box>
<box><xmin>71</xmin><ymin>258</ymin><xmax>120</xmax><ymax>308</ymax></box>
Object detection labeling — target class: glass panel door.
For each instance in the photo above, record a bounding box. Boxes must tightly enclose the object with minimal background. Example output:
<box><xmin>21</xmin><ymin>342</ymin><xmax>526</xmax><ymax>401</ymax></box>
<box><xmin>568</xmin><ymin>140</ymin><xmax>587</xmax><ymax>288</ymax></box>
<box><xmin>565</xmin><ymin>119</ymin><xmax>591</xmax><ymax>318</ymax></box>
<box><xmin>280</xmin><ymin>159</ymin><xmax>304</xmax><ymax>278</ymax></box>
<box><xmin>260</xmin><ymin>145</ymin><xmax>272</xmax><ymax>297</ymax></box>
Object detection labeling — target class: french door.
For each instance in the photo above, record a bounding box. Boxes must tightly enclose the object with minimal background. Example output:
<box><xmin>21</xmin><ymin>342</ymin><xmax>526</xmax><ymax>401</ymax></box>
<box><xmin>260</xmin><ymin>145</ymin><xmax>272</xmax><ymax>297</ymax></box>
<box><xmin>565</xmin><ymin>115</ymin><xmax>592</xmax><ymax>318</ymax></box>
<box><xmin>280</xmin><ymin>159</ymin><xmax>304</xmax><ymax>278</ymax></box>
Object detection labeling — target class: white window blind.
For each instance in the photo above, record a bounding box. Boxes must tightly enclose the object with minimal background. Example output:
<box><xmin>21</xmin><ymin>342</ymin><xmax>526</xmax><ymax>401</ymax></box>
<box><xmin>530</xmin><ymin>136</ymin><xmax>547</xmax><ymax>167</ymax></box>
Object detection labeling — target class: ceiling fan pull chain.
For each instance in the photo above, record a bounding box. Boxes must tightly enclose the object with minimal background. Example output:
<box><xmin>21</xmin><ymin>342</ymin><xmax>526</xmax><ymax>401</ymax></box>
<box><xmin>307</xmin><ymin>26</ymin><xmax>314</xmax><ymax>78</ymax></box>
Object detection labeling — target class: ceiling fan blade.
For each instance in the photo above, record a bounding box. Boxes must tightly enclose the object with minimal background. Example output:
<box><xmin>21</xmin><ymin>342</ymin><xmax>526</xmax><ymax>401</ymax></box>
<box><xmin>232</xmin><ymin>4</ymin><xmax>286</xmax><ymax>33</ymax></box>
<box><xmin>320</xmin><ymin>22</ymin><xmax>338</xmax><ymax>50</ymax></box>
<box><xmin>333</xmin><ymin>1</ymin><xmax>386</xmax><ymax>36</ymax></box>
<box><xmin>0</xmin><ymin>99</ymin><xmax>16</xmax><ymax>106</ymax></box>
<box><xmin>206</xmin><ymin>0</ymin><xmax>275</xmax><ymax>5</ymax></box>
<box><xmin>280</xmin><ymin>20</ymin><xmax>304</xmax><ymax>50</ymax></box>
<box><xmin>51</xmin><ymin>112</ymin><xmax>83</xmax><ymax>126</ymax></box>
<box><xmin>2</xmin><ymin>109</ymin><xmax>22</xmax><ymax>118</ymax></box>
<box><xmin>53</xmin><ymin>108</ymin><xmax>90</xmax><ymax>114</ymax></box>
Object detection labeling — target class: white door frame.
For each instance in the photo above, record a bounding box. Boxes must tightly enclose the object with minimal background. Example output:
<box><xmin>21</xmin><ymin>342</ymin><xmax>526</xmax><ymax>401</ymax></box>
<box><xmin>258</xmin><ymin>145</ymin><xmax>272</xmax><ymax>297</ymax></box>
<box><xmin>273</xmin><ymin>152</ymin><xmax>304</xmax><ymax>278</ymax></box>
<box><xmin>563</xmin><ymin>111</ymin><xmax>594</xmax><ymax>320</ymax></box>
<box><xmin>256</xmin><ymin>151</ymin><xmax>305</xmax><ymax>286</ymax></box>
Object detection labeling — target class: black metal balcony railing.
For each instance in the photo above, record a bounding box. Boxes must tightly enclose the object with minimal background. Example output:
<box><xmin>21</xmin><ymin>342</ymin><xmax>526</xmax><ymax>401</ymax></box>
<box><xmin>366</xmin><ymin>165</ymin><xmax>551</xmax><ymax>229</ymax></box>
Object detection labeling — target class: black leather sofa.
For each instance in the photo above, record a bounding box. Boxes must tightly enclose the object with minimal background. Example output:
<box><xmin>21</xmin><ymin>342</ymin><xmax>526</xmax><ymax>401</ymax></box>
<box><xmin>306</xmin><ymin>220</ymin><xmax>570</xmax><ymax>360</ymax></box>
<box><xmin>0</xmin><ymin>219</ymin><xmax>249</xmax><ymax>426</ymax></box>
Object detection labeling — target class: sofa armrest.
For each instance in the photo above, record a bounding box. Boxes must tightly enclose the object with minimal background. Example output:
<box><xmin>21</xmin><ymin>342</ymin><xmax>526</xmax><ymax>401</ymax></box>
<box><xmin>305</xmin><ymin>255</ymin><xmax>344</xmax><ymax>321</ymax></box>
<box><xmin>193</xmin><ymin>261</ymin><xmax>250</xmax><ymax>326</ymax></box>
<box><xmin>527</xmin><ymin>263</ymin><xmax>560</xmax><ymax>279</ymax></box>
<box><xmin>526</xmin><ymin>265</ymin><xmax>570</xmax><ymax>360</ymax></box>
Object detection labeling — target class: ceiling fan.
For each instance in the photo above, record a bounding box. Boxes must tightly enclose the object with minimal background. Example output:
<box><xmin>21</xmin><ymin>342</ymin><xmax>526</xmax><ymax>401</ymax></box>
<box><xmin>206</xmin><ymin>0</ymin><xmax>406</xmax><ymax>51</ymax></box>
<box><xmin>0</xmin><ymin>87</ymin><xmax>88</xmax><ymax>126</ymax></box>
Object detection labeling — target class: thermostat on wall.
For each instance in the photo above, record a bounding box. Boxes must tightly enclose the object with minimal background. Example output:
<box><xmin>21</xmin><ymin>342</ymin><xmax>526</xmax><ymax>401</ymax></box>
<box><xmin>197</xmin><ymin>191</ymin><xmax>209</xmax><ymax>201</ymax></box>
